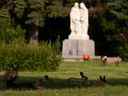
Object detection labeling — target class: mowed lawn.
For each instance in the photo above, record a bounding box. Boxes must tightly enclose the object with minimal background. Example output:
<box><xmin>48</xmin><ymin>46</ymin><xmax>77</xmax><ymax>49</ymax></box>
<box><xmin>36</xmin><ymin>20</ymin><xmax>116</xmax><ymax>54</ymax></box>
<box><xmin>0</xmin><ymin>60</ymin><xmax>128</xmax><ymax>96</ymax></box>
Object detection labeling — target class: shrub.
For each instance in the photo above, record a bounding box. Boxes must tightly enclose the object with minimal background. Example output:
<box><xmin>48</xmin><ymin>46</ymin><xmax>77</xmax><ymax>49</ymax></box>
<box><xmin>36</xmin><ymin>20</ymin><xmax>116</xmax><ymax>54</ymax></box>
<box><xmin>0</xmin><ymin>41</ymin><xmax>61</xmax><ymax>71</ymax></box>
<box><xmin>118</xmin><ymin>44</ymin><xmax>128</xmax><ymax>61</ymax></box>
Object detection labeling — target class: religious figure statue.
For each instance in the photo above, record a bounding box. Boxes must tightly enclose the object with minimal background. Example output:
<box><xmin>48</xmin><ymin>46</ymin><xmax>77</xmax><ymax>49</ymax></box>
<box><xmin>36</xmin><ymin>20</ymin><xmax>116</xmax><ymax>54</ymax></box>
<box><xmin>69</xmin><ymin>2</ymin><xmax>81</xmax><ymax>38</ymax></box>
<box><xmin>69</xmin><ymin>2</ymin><xmax>89</xmax><ymax>40</ymax></box>
<box><xmin>80</xmin><ymin>2</ymin><xmax>89</xmax><ymax>40</ymax></box>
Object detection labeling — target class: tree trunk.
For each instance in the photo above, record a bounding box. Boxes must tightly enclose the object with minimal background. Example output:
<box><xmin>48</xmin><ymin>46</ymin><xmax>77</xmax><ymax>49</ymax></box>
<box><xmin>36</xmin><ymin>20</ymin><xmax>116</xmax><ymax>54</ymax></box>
<box><xmin>30</xmin><ymin>24</ymin><xmax>39</xmax><ymax>44</ymax></box>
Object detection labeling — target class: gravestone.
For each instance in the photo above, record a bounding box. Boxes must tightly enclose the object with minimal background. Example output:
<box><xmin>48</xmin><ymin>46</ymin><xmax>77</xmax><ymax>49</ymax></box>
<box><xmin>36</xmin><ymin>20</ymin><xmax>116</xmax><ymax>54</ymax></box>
<box><xmin>62</xmin><ymin>2</ymin><xmax>95</xmax><ymax>59</ymax></box>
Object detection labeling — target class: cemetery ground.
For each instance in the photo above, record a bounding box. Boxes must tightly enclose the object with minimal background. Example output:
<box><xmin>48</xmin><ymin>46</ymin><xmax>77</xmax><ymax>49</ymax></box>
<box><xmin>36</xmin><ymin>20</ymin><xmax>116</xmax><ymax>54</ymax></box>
<box><xmin>0</xmin><ymin>60</ymin><xmax>128</xmax><ymax>96</ymax></box>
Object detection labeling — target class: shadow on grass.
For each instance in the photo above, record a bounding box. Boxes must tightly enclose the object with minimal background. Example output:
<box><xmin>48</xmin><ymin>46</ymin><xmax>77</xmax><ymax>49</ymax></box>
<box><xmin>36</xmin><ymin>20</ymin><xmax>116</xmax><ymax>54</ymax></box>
<box><xmin>0</xmin><ymin>75</ymin><xmax>128</xmax><ymax>90</ymax></box>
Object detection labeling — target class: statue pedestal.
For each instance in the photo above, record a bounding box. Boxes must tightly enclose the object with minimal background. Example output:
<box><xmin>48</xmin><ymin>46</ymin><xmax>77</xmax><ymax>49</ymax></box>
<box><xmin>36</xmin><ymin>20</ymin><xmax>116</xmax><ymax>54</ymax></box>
<box><xmin>69</xmin><ymin>34</ymin><xmax>89</xmax><ymax>40</ymax></box>
<box><xmin>62</xmin><ymin>39</ymin><xmax>95</xmax><ymax>59</ymax></box>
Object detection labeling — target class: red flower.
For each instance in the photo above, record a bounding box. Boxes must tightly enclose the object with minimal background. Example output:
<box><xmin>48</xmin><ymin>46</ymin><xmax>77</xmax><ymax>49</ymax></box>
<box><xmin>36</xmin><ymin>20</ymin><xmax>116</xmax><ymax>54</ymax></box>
<box><xmin>83</xmin><ymin>54</ymin><xmax>91</xmax><ymax>61</ymax></box>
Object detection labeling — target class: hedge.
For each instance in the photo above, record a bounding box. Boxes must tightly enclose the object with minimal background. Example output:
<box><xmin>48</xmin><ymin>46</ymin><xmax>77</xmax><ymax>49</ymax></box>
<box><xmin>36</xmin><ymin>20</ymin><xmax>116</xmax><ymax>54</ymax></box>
<box><xmin>0</xmin><ymin>41</ymin><xmax>61</xmax><ymax>71</ymax></box>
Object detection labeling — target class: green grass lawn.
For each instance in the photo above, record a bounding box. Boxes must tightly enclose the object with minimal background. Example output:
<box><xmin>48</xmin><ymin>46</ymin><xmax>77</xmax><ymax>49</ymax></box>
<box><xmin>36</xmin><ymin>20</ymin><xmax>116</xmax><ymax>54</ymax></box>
<box><xmin>0</xmin><ymin>60</ymin><xmax>128</xmax><ymax>96</ymax></box>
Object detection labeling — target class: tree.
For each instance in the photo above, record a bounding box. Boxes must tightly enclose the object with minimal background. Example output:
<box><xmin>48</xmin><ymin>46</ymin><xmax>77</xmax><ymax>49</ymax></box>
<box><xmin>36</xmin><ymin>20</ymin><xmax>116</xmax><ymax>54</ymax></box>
<box><xmin>98</xmin><ymin>0</ymin><xmax>128</xmax><ymax>59</ymax></box>
<box><xmin>0</xmin><ymin>7</ymin><xmax>24</xmax><ymax>42</ymax></box>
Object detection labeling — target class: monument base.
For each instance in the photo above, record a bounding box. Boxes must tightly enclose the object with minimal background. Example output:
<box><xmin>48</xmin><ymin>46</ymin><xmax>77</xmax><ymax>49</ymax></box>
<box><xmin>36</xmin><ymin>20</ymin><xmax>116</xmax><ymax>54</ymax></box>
<box><xmin>69</xmin><ymin>34</ymin><xmax>89</xmax><ymax>40</ymax></box>
<box><xmin>62</xmin><ymin>39</ymin><xmax>95</xmax><ymax>59</ymax></box>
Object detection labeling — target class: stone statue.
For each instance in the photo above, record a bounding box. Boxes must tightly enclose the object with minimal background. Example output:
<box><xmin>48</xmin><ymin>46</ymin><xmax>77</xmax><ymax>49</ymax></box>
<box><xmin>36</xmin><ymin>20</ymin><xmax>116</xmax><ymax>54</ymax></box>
<box><xmin>69</xmin><ymin>2</ymin><xmax>81</xmax><ymax>38</ymax></box>
<box><xmin>69</xmin><ymin>2</ymin><xmax>89</xmax><ymax>40</ymax></box>
<box><xmin>62</xmin><ymin>3</ymin><xmax>95</xmax><ymax>59</ymax></box>
<box><xmin>80</xmin><ymin>2</ymin><xmax>89</xmax><ymax>40</ymax></box>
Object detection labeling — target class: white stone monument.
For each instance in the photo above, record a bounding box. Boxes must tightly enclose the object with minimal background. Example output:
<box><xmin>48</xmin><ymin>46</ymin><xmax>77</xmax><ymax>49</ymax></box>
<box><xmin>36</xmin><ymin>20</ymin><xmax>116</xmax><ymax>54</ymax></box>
<box><xmin>69</xmin><ymin>2</ymin><xmax>89</xmax><ymax>40</ymax></box>
<box><xmin>62</xmin><ymin>2</ymin><xmax>95</xmax><ymax>59</ymax></box>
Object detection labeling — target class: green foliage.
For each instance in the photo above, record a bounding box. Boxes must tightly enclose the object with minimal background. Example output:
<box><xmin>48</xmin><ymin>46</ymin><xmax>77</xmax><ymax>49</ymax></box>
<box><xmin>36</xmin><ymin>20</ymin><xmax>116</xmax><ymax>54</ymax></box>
<box><xmin>0</xmin><ymin>25</ymin><xmax>25</xmax><ymax>43</ymax></box>
<box><xmin>0</xmin><ymin>8</ymin><xmax>25</xmax><ymax>42</ymax></box>
<box><xmin>46</xmin><ymin>0</ymin><xmax>63</xmax><ymax>17</ymax></box>
<box><xmin>0</xmin><ymin>8</ymin><xmax>10</xmax><ymax>32</ymax></box>
<box><xmin>0</xmin><ymin>41</ymin><xmax>61</xmax><ymax>71</ymax></box>
<box><xmin>26</xmin><ymin>0</ymin><xmax>46</xmax><ymax>26</ymax></box>
<box><xmin>96</xmin><ymin>0</ymin><xmax>128</xmax><ymax>59</ymax></box>
<box><xmin>107</xmin><ymin>0</ymin><xmax>128</xmax><ymax>20</ymax></box>
<box><xmin>118</xmin><ymin>44</ymin><xmax>128</xmax><ymax>61</ymax></box>
<box><xmin>14</xmin><ymin>0</ymin><xmax>27</xmax><ymax>18</ymax></box>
